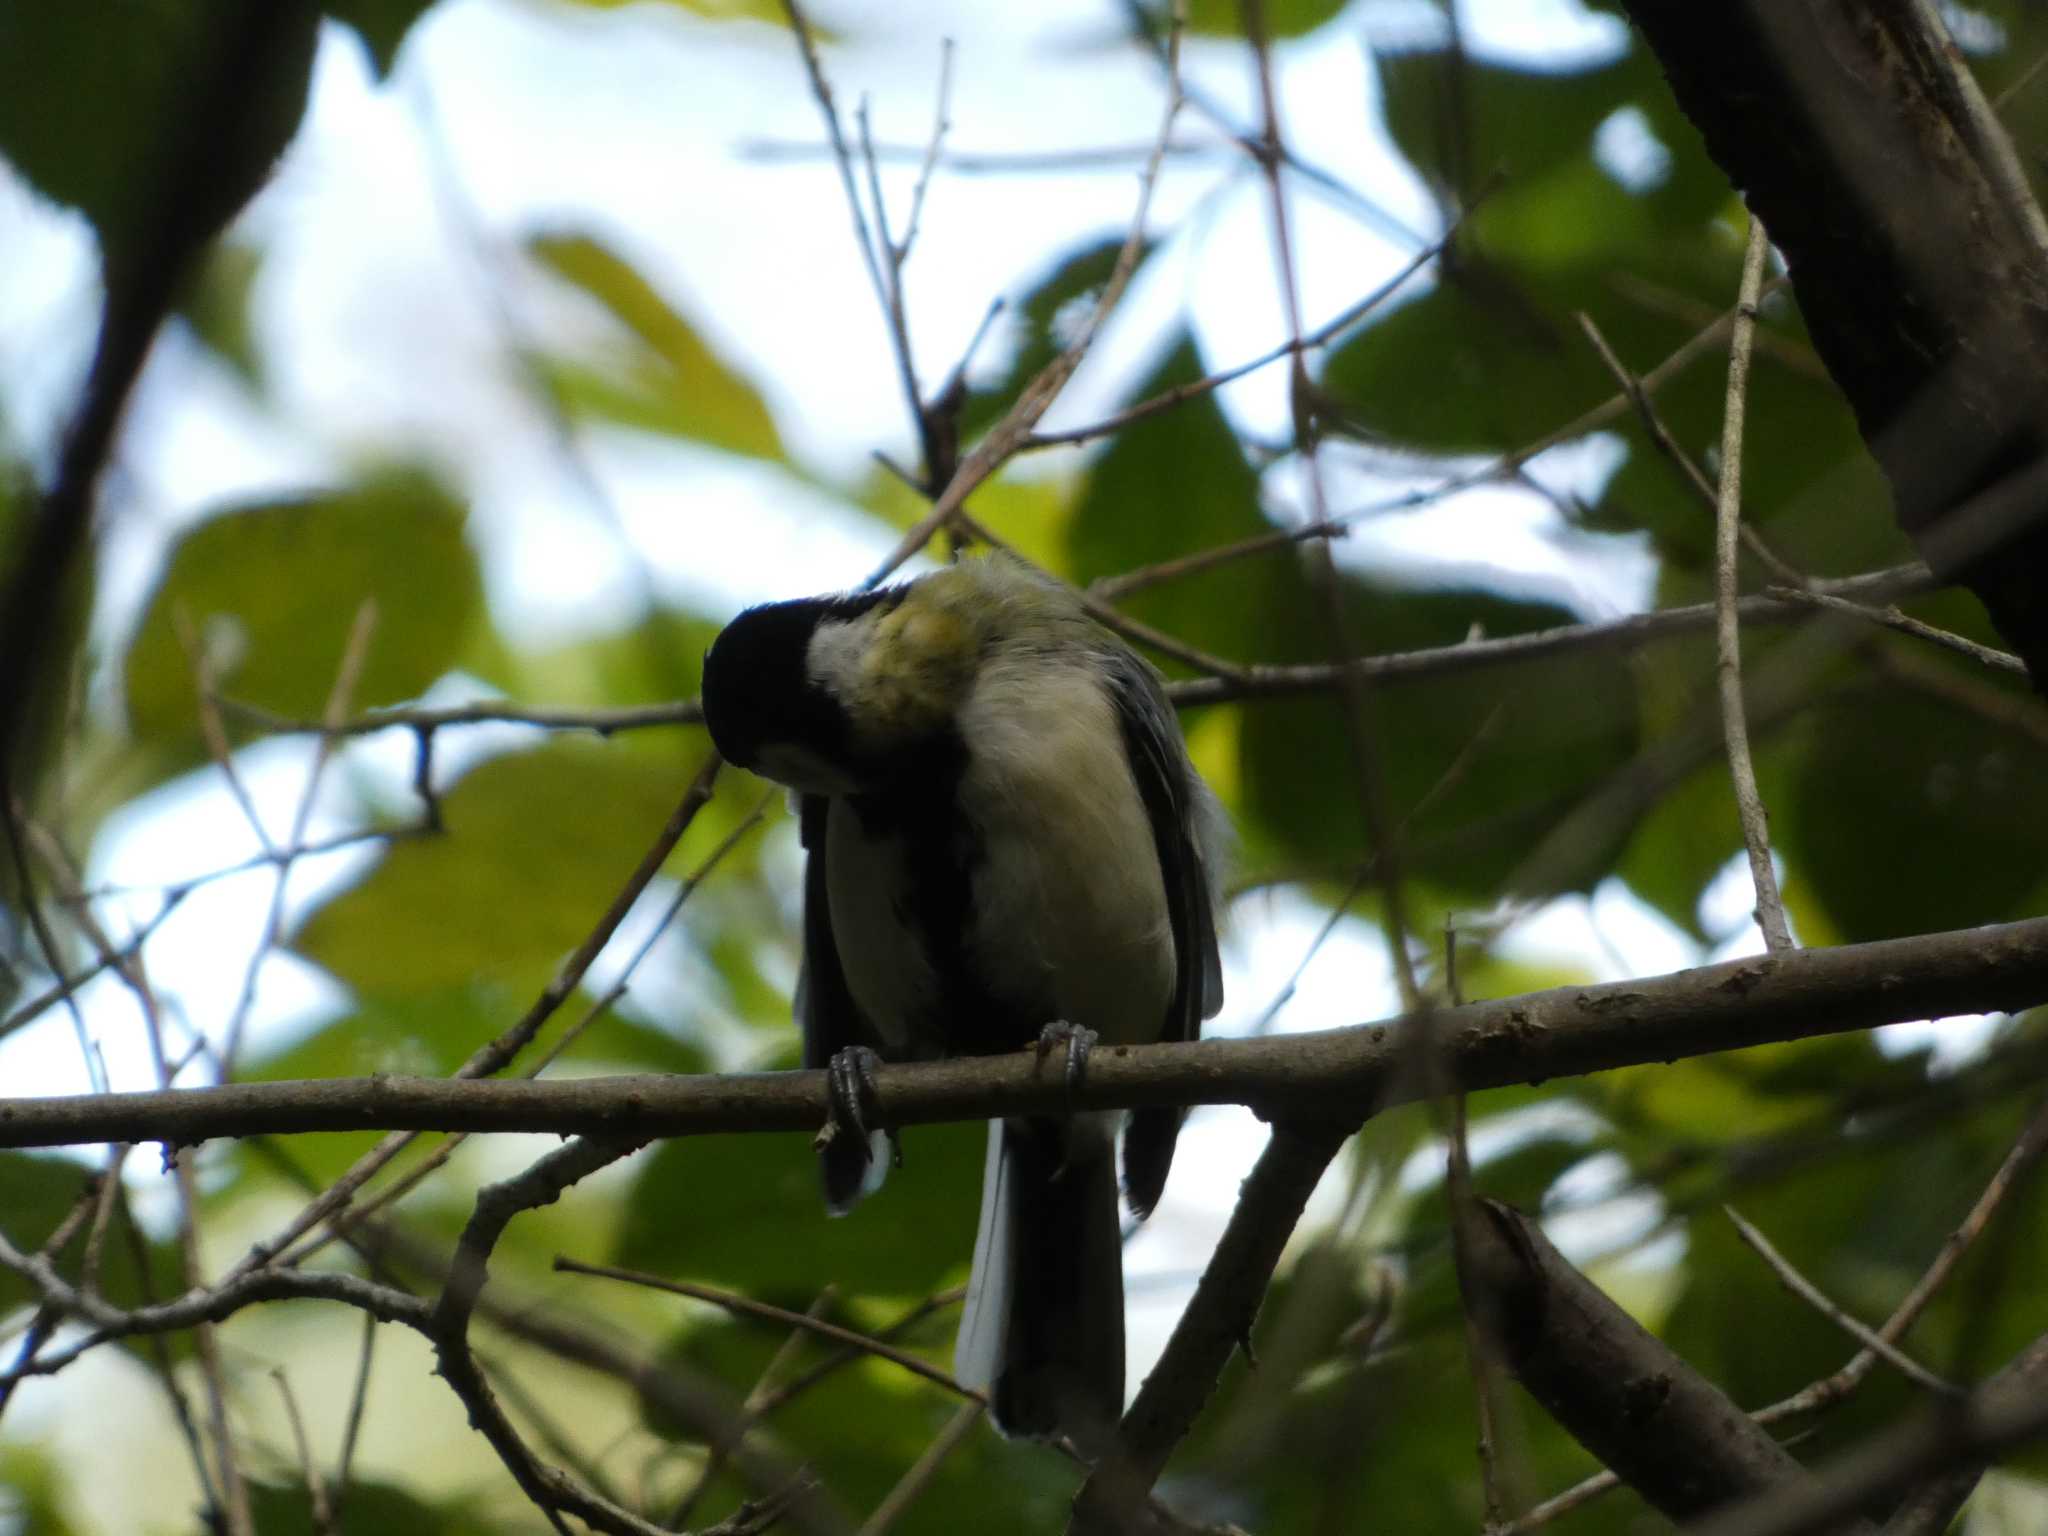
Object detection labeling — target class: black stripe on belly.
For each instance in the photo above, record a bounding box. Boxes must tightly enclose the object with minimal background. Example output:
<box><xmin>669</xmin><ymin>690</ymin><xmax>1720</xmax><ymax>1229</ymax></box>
<box><xmin>845</xmin><ymin>732</ymin><xmax>1040</xmax><ymax>1057</ymax></box>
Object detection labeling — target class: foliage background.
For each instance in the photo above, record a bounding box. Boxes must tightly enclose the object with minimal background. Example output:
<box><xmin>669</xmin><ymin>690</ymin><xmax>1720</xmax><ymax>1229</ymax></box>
<box><xmin>2</xmin><ymin>0</ymin><xmax>2047</xmax><ymax>1532</ymax></box>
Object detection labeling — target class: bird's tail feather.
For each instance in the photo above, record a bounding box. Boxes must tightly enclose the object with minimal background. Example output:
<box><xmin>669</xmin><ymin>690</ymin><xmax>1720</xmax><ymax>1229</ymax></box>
<box><xmin>954</xmin><ymin>1115</ymin><xmax>1124</xmax><ymax>1452</ymax></box>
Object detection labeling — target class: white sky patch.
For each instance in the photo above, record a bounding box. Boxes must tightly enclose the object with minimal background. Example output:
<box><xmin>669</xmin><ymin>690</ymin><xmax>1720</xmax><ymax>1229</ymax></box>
<box><xmin>1594</xmin><ymin>104</ymin><xmax>1673</xmax><ymax>193</ymax></box>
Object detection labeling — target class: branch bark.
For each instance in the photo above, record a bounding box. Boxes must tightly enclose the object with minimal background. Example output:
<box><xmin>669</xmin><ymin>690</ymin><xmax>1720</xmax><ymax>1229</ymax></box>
<box><xmin>1622</xmin><ymin>0</ymin><xmax>2048</xmax><ymax>685</ymax></box>
<box><xmin>2</xmin><ymin>914</ymin><xmax>2045</xmax><ymax>1149</ymax></box>
<box><xmin>1467</xmin><ymin>1201</ymin><xmax>1876</xmax><ymax>1534</ymax></box>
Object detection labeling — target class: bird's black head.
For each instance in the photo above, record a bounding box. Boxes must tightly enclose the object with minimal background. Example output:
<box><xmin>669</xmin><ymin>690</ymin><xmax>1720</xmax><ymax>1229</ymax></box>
<box><xmin>701</xmin><ymin>589</ymin><xmax>898</xmax><ymax>793</ymax></box>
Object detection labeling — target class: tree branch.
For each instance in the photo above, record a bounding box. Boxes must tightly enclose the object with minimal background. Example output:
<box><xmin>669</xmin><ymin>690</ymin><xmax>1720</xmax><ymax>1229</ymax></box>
<box><xmin>1465</xmin><ymin>1200</ymin><xmax>1877</xmax><ymax>1533</ymax></box>
<box><xmin>1620</xmin><ymin>0</ymin><xmax>2048</xmax><ymax>684</ymax></box>
<box><xmin>0</xmin><ymin>915</ymin><xmax>2042</xmax><ymax>1149</ymax></box>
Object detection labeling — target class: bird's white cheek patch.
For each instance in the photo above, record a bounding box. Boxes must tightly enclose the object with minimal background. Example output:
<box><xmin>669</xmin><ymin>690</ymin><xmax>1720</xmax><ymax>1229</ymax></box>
<box><xmin>804</xmin><ymin>617</ymin><xmax>871</xmax><ymax>707</ymax></box>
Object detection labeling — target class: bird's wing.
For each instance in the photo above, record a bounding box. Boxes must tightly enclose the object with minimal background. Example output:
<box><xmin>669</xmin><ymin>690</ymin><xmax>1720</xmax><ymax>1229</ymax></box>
<box><xmin>794</xmin><ymin>794</ymin><xmax>867</xmax><ymax>1070</ymax></box>
<box><xmin>1103</xmin><ymin>649</ymin><xmax>1223</xmax><ymax>1217</ymax></box>
<box><xmin>796</xmin><ymin>794</ymin><xmax>891</xmax><ymax>1212</ymax></box>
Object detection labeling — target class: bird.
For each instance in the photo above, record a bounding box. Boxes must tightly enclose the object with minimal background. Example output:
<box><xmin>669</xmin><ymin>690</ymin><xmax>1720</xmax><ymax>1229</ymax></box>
<box><xmin>699</xmin><ymin>553</ymin><xmax>1225</xmax><ymax>1452</ymax></box>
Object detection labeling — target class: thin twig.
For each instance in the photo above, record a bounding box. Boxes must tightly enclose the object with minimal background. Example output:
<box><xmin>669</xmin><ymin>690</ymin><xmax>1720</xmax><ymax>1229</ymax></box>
<box><xmin>1241</xmin><ymin>0</ymin><xmax>1420</xmax><ymax>1008</ymax></box>
<box><xmin>895</xmin><ymin>39</ymin><xmax>955</xmax><ymax>266</ymax></box>
<box><xmin>1767</xmin><ymin>585</ymin><xmax>2028</xmax><ymax>676</ymax></box>
<box><xmin>1442</xmin><ymin>929</ymin><xmax>1512</xmax><ymax>1531</ymax></box>
<box><xmin>277</xmin><ymin>788</ymin><xmax>772</xmax><ymax>1267</ymax></box>
<box><xmin>1575</xmin><ymin>310</ymin><xmax>1805</xmax><ymax>586</ymax></box>
<box><xmin>272</xmin><ymin>1368</ymin><xmax>335</xmax><ymax>1535</ymax></box>
<box><xmin>554</xmin><ymin>1257</ymin><xmax>983</xmax><ymax>1404</ymax></box>
<box><xmin>1021</xmin><ymin>225</ymin><xmax>1458</xmax><ymax>453</ymax></box>
<box><xmin>858</xmin><ymin>1400</ymin><xmax>984</xmax><ymax>1536</ymax></box>
<box><xmin>1088</xmin><ymin>518</ymin><xmax>1343</xmax><ymax>602</ymax></box>
<box><xmin>1725</xmin><ymin>1207</ymin><xmax>1961</xmax><ymax>1398</ymax></box>
<box><xmin>219</xmin><ymin>598</ymin><xmax>377</xmax><ymax>1080</ymax></box>
<box><xmin>1713</xmin><ymin>217</ymin><xmax>1794</xmax><ymax>951</ymax></box>
<box><xmin>329</xmin><ymin>1311</ymin><xmax>378</xmax><ymax>1531</ymax></box>
<box><xmin>1500</xmin><ymin>1091</ymin><xmax>2048</xmax><ymax>1533</ymax></box>
<box><xmin>672</xmin><ymin>1285</ymin><xmax>840</xmax><ymax>1527</ymax></box>
<box><xmin>951</xmin><ymin>511</ymin><xmax>1247</xmax><ymax>680</ymax></box>
<box><xmin>860</xmin><ymin>13</ymin><xmax>1187</xmax><ymax>587</ymax></box>
<box><xmin>225</xmin><ymin>754</ymin><xmax>724</xmax><ymax>1282</ymax></box>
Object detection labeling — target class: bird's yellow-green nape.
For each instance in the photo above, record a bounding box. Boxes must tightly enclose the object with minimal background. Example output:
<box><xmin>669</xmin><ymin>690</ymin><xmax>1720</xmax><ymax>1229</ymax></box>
<box><xmin>826</xmin><ymin>556</ymin><xmax>1073</xmax><ymax>747</ymax></box>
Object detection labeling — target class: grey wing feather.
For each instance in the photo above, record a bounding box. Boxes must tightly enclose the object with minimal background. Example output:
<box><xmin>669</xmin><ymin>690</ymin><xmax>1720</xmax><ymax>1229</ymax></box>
<box><xmin>797</xmin><ymin>795</ymin><xmax>888</xmax><ymax>1211</ymax></box>
<box><xmin>795</xmin><ymin>795</ymin><xmax>866</xmax><ymax>1069</ymax></box>
<box><xmin>1102</xmin><ymin>648</ymin><xmax>1224</xmax><ymax>1217</ymax></box>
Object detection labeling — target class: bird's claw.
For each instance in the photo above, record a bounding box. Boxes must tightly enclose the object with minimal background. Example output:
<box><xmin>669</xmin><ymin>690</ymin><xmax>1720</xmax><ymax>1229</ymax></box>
<box><xmin>1034</xmin><ymin>1020</ymin><xmax>1098</xmax><ymax>1108</ymax></box>
<box><xmin>817</xmin><ymin>1044</ymin><xmax>886</xmax><ymax>1161</ymax></box>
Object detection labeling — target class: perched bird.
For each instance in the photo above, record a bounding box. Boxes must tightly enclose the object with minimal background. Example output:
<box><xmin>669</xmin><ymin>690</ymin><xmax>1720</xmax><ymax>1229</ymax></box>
<box><xmin>700</xmin><ymin>554</ymin><xmax>1225</xmax><ymax>1450</ymax></box>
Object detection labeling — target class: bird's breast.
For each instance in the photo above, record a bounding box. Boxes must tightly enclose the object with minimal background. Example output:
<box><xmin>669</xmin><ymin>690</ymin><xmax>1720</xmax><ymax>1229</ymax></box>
<box><xmin>822</xmin><ymin>661</ymin><xmax>1176</xmax><ymax>1055</ymax></box>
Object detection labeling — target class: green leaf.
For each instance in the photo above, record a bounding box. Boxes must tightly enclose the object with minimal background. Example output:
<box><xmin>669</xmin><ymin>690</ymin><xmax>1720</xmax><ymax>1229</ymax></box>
<box><xmin>0</xmin><ymin>1154</ymin><xmax>98</xmax><ymax>1315</ymax></box>
<box><xmin>290</xmin><ymin>738</ymin><xmax>706</xmax><ymax>995</ymax></box>
<box><xmin>1067</xmin><ymin>335</ymin><xmax>1270</xmax><ymax>667</ymax></box>
<box><xmin>527</xmin><ymin>232</ymin><xmax>785</xmax><ymax>463</ymax></box>
<box><xmin>1178</xmin><ymin>0</ymin><xmax>1347</xmax><ymax>39</ymax></box>
<box><xmin>0</xmin><ymin>1443</ymin><xmax>81</xmax><ymax>1536</ymax></box>
<box><xmin>1780</xmin><ymin>681</ymin><xmax>2048</xmax><ymax>943</ymax></box>
<box><xmin>616</xmin><ymin>1119</ymin><xmax>986</xmax><ymax>1298</ymax></box>
<box><xmin>1379</xmin><ymin>45</ymin><xmax>1635</xmax><ymax>196</ymax></box>
<box><xmin>1238</xmin><ymin>576</ymin><xmax>1640</xmax><ymax>899</ymax></box>
<box><xmin>652</xmin><ymin>1314</ymin><xmax>1074</xmax><ymax>1533</ymax></box>
<box><xmin>234</xmin><ymin>1477</ymin><xmax>508</xmax><ymax>1536</ymax></box>
<box><xmin>0</xmin><ymin>1</ymin><xmax>318</xmax><ymax>284</ymax></box>
<box><xmin>175</xmin><ymin>240</ymin><xmax>264</xmax><ymax>384</ymax></box>
<box><xmin>123</xmin><ymin>469</ymin><xmax>484</xmax><ymax>747</ymax></box>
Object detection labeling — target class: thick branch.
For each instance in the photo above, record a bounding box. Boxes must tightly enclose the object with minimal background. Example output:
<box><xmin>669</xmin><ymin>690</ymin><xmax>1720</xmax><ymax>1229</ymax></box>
<box><xmin>1069</xmin><ymin>1121</ymin><xmax>1352</xmax><ymax>1534</ymax></box>
<box><xmin>1622</xmin><ymin>0</ymin><xmax>2048</xmax><ymax>682</ymax></box>
<box><xmin>1687</xmin><ymin>1332</ymin><xmax>2048</xmax><ymax>1536</ymax></box>
<box><xmin>1467</xmin><ymin>1201</ymin><xmax>1875</xmax><ymax>1533</ymax></box>
<box><xmin>3</xmin><ymin>915</ymin><xmax>2046</xmax><ymax>1148</ymax></box>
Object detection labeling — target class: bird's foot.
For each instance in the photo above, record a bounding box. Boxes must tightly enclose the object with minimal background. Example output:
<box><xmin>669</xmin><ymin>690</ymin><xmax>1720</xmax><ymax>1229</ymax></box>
<box><xmin>816</xmin><ymin>1045</ymin><xmax>886</xmax><ymax>1158</ymax></box>
<box><xmin>816</xmin><ymin>1046</ymin><xmax>892</xmax><ymax>1211</ymax></box>
<box><xmin>1033</xmin><ymin>1020</ymin><xmax>1098</xmax><ymax>1108</ymax></box>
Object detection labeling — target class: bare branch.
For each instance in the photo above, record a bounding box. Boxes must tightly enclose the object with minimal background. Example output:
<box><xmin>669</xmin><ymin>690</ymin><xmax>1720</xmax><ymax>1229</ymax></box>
<box><xmin>554</xmin><ymin>1257</ymin><xmax>983</xmax><ymax>1405</ymax></box>
<box><xmin>1724</xmin><ymin>1207</ymin><xmax>1961</xmax><ymax>1398</ymax></box>
<box><xmin>5</xmin><ymin>913</ymin><xmax>2047</xmax><ymax>1150</ymax></box>
<box><xmin>1715</xmin><ymin>217</ymin><xmax>1795</xmax><ymax>951</ymax></box>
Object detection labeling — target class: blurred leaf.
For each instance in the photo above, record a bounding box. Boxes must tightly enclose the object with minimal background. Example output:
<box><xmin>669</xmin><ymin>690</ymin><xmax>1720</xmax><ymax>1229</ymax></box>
<box><xmin>0</xmin><ymin>1153</ymin><xmax>182</xmax><ymax>1336</ymax></box>
<box><xmin>175</xmin><ymin>240</ymin><xmax>264</xmax><ymax>384</ymax></box>
<box><xmin>508</xmin><ymin>606</ymin><xmax>723</xmax><ymax>712</ymax></box>
<box><xmin>324</xmin><ymin>0</ymin><xmax>437</xmax><ymax>75</ymax></box>
<box><xmin>235</xmin><ymin>1477</ymin><xmax>507</xmax><ymax>1536</ymax></box>
<box><xmin>656</xmin><ymin>1314</ymin><xmax>1074</xmax><ymax>1533</ymax></box>
<box><xmin>527</xmin><ymin>231</ymin><xmax>785</xmax><ymax>463</ymax></box>
<box><xmin>123</xmin><ymin>469</ymin><xmax>484</xmax><ymax>747</ymax></box>
<box><xmin>0</xmin><ymin>1443</ymin><xmax>80</xmax><ymax>1536</ymax></box>
<box><xmin>1239</xmin><ymin>575</ymin><xmax>1640</xmax><ymax>899</ymax></box>
<box><xmin>290</xmin><ymin>738</ymin><xmax>700</xmax><ymax>995</ymax></box>
<box><xmin>0</xmin><ymin>1153</ymin><xmax>97</xmax><ymax>1315</ymax></box>
<box><xmin>616</xmin><ymin>1119</ymin><xmax>985</xmax><ymax>1298</ymax></box>
<box><xmin>0</xmin><ymin>1</ymin><xmax>317</xmax><ymax>284</ymax></box>
<box><xmin>1614</xmin><ymin>637</ymin><xmax>1808</xmax><ymax>940</ymax></box>
<box><xmin>1781</xmin><ymin>681</ymin><xmax>2048</xmax><ymax>942</ymax></box>
<box><xmin>962</xmin><ymin>236</ymin><xmax>1139</xmax><ymax>442</ymax></box>
<box><xmin>1406</xmin><ymin>1134</ymin><xmax>1599</xmax><ymax>1235</ymax></box>
<box><xmin>1178</xmin><ymin>0</ymin><xmax>1348</xmax><ymax>39</ymax></box>
<box><xmin>1067</xmin><ymin>335</ymin><xmax>1270</xmax><ymax>667</ymax></box>
<box><xmin>1378</xmin><ymin>36</ymin><xmax>1727</xmax><ymax>225</ymax></box>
